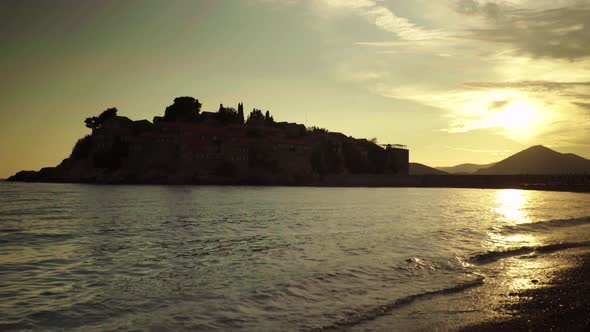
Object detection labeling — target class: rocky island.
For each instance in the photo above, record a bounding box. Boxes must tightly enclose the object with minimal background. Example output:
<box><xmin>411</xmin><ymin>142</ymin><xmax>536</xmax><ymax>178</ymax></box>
<box><xmin>8</xmin><ymin>97</ymin><xmax>409</xmax><ymax>185</ymax></box>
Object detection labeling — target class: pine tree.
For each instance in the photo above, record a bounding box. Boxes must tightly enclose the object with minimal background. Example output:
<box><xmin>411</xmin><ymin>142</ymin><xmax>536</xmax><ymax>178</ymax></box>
<box><xmin>237</xmin><ymin>103</ymin><xmax>245</xmax><ymax>124</ymax></box>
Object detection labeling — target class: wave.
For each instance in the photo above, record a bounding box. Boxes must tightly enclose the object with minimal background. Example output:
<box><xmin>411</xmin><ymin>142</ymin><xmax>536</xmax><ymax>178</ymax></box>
<box><xmin>469</xmin><ymin>240</ymin><xmax>590</xmax><ymax>264</ymax></box>
<box><xmin>311</xmin><ymin>239</ymin><xmax>590</xmax><ymax>330</ymax></box>
<box><xmin>0</xmin><ymin>232</ymin><xmax>74</xmax><ymax>245</ymax></box>
<box><xmin>310</xmin><ymin>277</ymin><xmax>485</xmax><ymax>331</ymax></box>
<box><xmin>502</xmin><ymin>216</ymin><xmax>590</xmax><ymax>233</ymax></box>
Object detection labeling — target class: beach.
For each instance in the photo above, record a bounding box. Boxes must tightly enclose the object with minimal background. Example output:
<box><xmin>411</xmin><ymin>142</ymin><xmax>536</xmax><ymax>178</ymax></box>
<box><xmin>348</xmin><ymin>248</ymin><xmax>590</xmax><ymax>331</ymax></box>
<box><xmin>458</xmin><ymin>248</ymin><xmax>590</xmax><ymax>331</ymax></box>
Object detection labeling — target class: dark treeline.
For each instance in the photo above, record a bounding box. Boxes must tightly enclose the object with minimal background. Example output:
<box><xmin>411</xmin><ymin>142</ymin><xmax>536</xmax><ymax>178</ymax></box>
<box><xmin>84</xmin><ymin>97</ymin><xmax>332</xmax><ymax>134</ymax></box>
<box><xmin>156</xmin><ymin>97</ymin><xmax>276</xmax><ymax>126</ymax></box>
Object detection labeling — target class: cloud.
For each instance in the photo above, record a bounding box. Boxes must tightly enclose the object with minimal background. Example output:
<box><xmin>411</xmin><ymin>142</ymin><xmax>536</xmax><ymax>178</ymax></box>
<box><xmin>257</xmin><ymin>0</ymin><xmax>590</xmax><ymax>148</ymax></box>
<box><xmin>454</xmin><ymin>0</ymin><xmax>480</xmax><ymax>15</ymax></box>
<box><xmin>374</xmin><ymin>78</ymin><xmax>590</xmax><ymax>144</ymax></box>
<box><xmin>454</xmin><ymin>0</ymin><xmax>504</xmax><ymax>21</ymax></box>
<box><xmin>355</xmin><ymin>39</ymin><xmax>444</xmax><ymax>47</ymax></box>
<box><xmin>488</xmin><ymin>99</ymin><xmax>510</xmax><ymax>110</ymax></box>
<box><xmin>463</xmin><ymin>80</ymin><xmax>590</xmax><ymax>92</ymax></box>
<box><xmin>365</xmin><ymin>5</ymin><xmax>444</xmax><ymax>41</ymax></box>
<box><xmin>573</xmin><ymin>102</ymin><xmax>590</xmax><ymax>111</ymax></box>
<box><xmin>335</xmin><ymin>63</ymin><xmax>385</xmax><ymax>82</ymax></box>
<box><xmin>253</xmin><ymin>0</ymin><xmax>447</xmax><ymax>41</ymax></box>
<box><xmin>535</xmin><ymin>118</ymin><xmax>590</xmax><ymax>148</ymax></box>
<box><xmin>314</xmin><ymin>0</ymin><xmax>446</xmax><ymax>41</ymax></box>
<box><xmin>459</xmin><ymin>2</ymin><xmax>590</xmax><ymax>59</ymax></box>
<box><xmin>462</xmin><ymin>80</ymin><xmax>590</xmax><ymax>117</ymax></box>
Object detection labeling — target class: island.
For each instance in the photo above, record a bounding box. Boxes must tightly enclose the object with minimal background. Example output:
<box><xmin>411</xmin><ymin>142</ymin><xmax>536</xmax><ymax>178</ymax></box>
<box><xmin>8</xmin><ymin>97</ymin><xmax>409</xmax><ymax>185</ymax></box>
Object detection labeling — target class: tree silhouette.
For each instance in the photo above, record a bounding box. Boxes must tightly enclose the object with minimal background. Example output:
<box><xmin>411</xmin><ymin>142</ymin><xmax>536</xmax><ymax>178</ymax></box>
<box><xmin>85</xmin><ymin>107</ymin><xmax>118</xmax><ymax>129</ymax></box>
<box><xmin>84</xmin><ymin>117</ymin><xmax>97</xmax><ymax>129</ymax></box>
<box><xmin>308</xmin><ymin>126</ymin><xmax>329</xmax><ymax>134</ymax></box>
<box><xmin>264</xmin><ymin>110</ymin><xmax>274</xmax><ymax>124</ymax></box>
<box><xmin>163</xmin><ymin>97</ymin><xmax>202</xmax><ymax>121</ymax></box>
<box><xmin>237</xmin><ymin>103</ymin><xmax>245</xmax><ymax>124</ymax></box>
<box><xmin>247</xmin><ymin>109</ymin><xmax>265</xmax><ymax>123</ymax></box>
<box><xmin>217</xmin><ymin>104</ymin><xmax>242</xmax><ymax>125</ymax></box>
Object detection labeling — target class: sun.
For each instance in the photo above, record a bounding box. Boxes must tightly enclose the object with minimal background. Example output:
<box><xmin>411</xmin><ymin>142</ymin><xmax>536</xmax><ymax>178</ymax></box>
<box><xmin>491</xmin><ymin>100</ymin><xmax>539</xmax><ymax>140</ymax></box>
<box><xmin>494</xmin><ymin>101</ymin><xmax>534</xmax><ymax>129</ymax></box>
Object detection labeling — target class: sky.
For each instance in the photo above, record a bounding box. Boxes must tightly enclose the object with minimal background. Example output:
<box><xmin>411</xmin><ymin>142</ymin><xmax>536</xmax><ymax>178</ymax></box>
<box><xmin>1</xmin><ymin>0</ymin><xmax>590</xmax><ymax>178</ymax></box>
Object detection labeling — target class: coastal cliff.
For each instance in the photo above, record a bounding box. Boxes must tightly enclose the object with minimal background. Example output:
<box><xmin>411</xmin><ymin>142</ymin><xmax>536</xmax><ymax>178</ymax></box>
<box><xmin>8</xmin><ymin>97</ymin><xmax>409</xmax><ymax>185</ymax></box>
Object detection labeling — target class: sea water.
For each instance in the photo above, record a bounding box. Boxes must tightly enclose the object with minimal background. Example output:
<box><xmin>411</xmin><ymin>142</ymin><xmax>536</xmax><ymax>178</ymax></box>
<box><xmin>1</xmin><ymin>182</ymin><xmax>590</xmax><ymax>330</ymax></box>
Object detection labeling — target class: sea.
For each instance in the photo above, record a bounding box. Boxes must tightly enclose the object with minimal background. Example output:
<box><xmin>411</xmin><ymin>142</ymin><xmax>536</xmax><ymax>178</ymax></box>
<box><xmin>2</xmin><ymin>182</ymin><xmax>590</xmax><ymax>331</ymax></box>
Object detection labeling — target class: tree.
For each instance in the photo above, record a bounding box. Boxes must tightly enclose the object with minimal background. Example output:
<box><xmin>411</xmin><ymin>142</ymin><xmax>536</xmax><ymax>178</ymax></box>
<box><xmin>163</xmin><ymin>96</ymin><xmax>202</xmax><ymax>121</ymax></box>
<box><xmin>308</xmin><ymin>126</ymin><xmax>329</xmax><ymax>134</ymax></box>
<box><xmin>84</xmin><ymin>117</ymin><xmax>98</xmax><ymax>129</ymax></box>
<box><xmin>264</xmin><ymin>110</ymin><xmax>274</xmax><ymax>124</ymax></box>
<box><xmin>369</xmin><ymin>137</ymin><xmax>378</xmax><ymax>144</ymax></box>
<box><xmin>217</xmin><ymin>104</ymin><xmax>241</xmax><ymax>125</ymax></box>
<box><xmin>99</xmin><ymin>108</ymin><xmax>117</xmax><ymax>121</ymax></box>
<box><xmin>247</xmin><ymin>109</ymin><xmax>265</xmax><ymax>123</ymax></box>
<box><xmin>85</xmin><ymin>107</ymin><xmax>118</xmax><ymax>129</ymax></box>
<box><xmin>237</xmin><ymin>103</ymin><xmax>245</xmax><ymax>124</ymax></box>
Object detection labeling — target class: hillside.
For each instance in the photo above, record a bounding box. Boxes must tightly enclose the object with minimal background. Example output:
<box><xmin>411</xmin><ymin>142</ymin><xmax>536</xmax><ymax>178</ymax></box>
<box><xmin>437</xmin><ymin>162</ymin><xmax>496</xmax><ymax>174</ymax></box>
<box><xmin>476</xmin><ymin>145</ymin><xmax>590</xmax><ymax>175</ymax></box>
<box><xmin>409</xmin><ymin>163</ymin><xmax>448</xmax><ymax>175</ymax></box>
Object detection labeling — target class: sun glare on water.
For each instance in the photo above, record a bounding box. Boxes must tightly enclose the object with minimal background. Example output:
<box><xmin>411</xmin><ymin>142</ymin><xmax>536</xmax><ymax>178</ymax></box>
<box><xmin>495</xmin><ymin>189</ymin><xmax>531</xmax><ymax>225</ymax></box>
<box><xmin>486</xmin><ymin>189</ymin><xmax>541</xmax><ymax>252</ymax></box>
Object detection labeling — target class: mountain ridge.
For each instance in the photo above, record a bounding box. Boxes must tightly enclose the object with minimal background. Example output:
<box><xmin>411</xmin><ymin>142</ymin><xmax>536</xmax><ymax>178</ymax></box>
<box><xmin>409</xmin><ymin>163</ymin><xmax>448</xmax><ymax>175</ymax></box>
<box><xmin>476</xmin><ymin>145</ymin><xmax>590</xmax><ymax>175</ymax></box>
<box><xmin>437</xmin><ymin>162</ymin><xmax>496</xmax><ymax>174</ymax></box>
<box><xmin>424</xmin><ymin>145</ymin><xmax>590</xmax><ymax>175</ymax></box>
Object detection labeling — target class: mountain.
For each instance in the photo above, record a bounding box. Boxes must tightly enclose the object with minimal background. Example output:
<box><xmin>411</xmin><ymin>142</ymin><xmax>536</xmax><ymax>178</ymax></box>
<box><xmin>437</xmin><ymin>162</ymin><xmax>496</xmax><ymax>174</ymax></box>
<box><xmin>476</xmin><ymin>145</ymin><xmax>590</xmax><ymax>175</ymax></box>
<box><xmin>409</xmin><ymin>163</ymin><xmax>448</xmax><ymax>175</ymax></box>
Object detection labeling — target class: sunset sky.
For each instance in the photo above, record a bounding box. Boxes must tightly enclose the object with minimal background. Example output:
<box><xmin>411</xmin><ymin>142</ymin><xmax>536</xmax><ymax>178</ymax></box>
<box><xmin>1</xmin><ymin>0</ymin><xmax>590</xmax><ymax>178</ymax></box>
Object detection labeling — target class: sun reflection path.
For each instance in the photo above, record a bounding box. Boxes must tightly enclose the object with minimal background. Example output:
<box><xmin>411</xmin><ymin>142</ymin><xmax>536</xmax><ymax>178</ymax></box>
<box><xmin>495</xmin><ymin>189</ymin><xmax>532</xmax><ymax>225</ymax></box>
<box><xmin>474</xmin><ymin>190</ymin><xmax>572</xmax><ymax>312</ymax></box>
<box><xmin>485</xmin><ymin>189</ymin><xmax>541</xmax><ymax>252</ymax></box>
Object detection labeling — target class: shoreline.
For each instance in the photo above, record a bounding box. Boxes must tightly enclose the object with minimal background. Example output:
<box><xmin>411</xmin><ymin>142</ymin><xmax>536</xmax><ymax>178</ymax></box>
<box><xmin>457</xmin><ymin>248</ymin><xmax>590</xmax><ymax>331</ymax></box>
<box><xmin>348</xmin><ymin>248</ymin><xmax>590</xmax><ymax>331</ymax></box>
<box><xmin>3</xmin><ymin>178</ymin><xmax>590</xmax><ymax>193</ymax></box>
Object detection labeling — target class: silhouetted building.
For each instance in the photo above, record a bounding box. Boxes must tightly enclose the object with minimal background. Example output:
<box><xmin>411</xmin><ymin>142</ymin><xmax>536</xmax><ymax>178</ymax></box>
<box><xmin>384</xmin><ymin>144</ymin><xmax>409</xmax><ymax>175</ymax></box>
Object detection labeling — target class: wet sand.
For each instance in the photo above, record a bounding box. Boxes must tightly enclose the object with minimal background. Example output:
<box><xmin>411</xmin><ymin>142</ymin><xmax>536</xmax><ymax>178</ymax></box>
<box><xmin>459</xmin><ymin>248</ymin><xmax>590</xmax><ymax>332</ymax></box>
<box><xmin>348</xmin><ymin>248</ymin><xmax>590</xmax><ymax>331</ymax></box>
